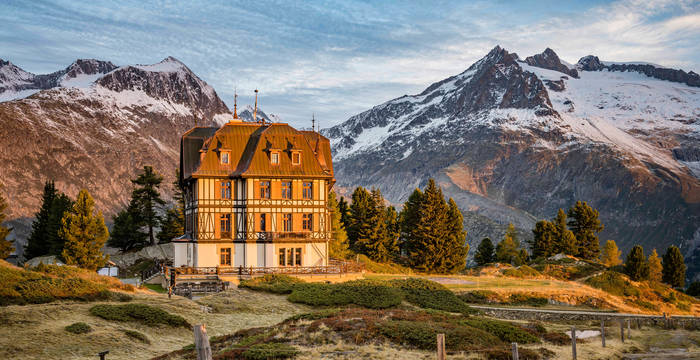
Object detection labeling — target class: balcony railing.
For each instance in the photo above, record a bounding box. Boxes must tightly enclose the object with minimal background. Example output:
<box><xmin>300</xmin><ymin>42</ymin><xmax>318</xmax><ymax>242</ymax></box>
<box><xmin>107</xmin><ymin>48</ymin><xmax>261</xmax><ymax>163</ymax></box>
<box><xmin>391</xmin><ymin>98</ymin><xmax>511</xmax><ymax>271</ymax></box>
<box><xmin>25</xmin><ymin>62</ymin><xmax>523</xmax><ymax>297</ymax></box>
<box><xmin>165</xmin><ymin>260</ymin><xmax>363</xmax><ymax>279</ymax></box>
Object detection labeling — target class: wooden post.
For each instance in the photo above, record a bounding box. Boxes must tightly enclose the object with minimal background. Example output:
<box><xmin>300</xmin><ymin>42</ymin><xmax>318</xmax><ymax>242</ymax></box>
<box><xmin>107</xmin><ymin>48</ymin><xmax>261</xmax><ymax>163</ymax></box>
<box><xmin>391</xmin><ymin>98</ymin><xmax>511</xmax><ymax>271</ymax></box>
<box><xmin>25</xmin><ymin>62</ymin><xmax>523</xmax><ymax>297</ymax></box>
<box><xmin>627</xmin><ymin>319</ymin><xmax>631</xmax><ymax>339</ymax></box>
<box><xmin>601</xmin><ymin>320</ymin><xmax>605</xmax><ymax>347</ymax></box>
<box><xmin>571</xmin><ymin>326</ymin><xmax>577</xmax><ymax>360</ymax></box>
<box><xmin>620</xmin><ymin>320</ymin><xmax>625</xmax><ymax>342</ymax></box>
<box><xmin>512</xmin><ymin>342</ymin><xmax>519</xmax><ymax>360</ymax></box>
<box><xmin>193</xmin><ymin>324</ymin><xmax>212</xmax><ymax>360</ymax></box>
<box><xmin>436</xmin><ymin>333</ymin><xmax>445</xmax><ymax>360</ymax></box>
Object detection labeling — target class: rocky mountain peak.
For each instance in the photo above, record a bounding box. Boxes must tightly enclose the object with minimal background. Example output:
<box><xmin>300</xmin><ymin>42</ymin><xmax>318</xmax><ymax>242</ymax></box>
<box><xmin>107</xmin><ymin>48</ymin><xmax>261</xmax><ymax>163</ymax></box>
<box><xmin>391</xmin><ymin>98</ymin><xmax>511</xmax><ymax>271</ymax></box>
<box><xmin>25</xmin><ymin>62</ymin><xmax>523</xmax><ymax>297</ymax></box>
<box><xmin>62</xmin><ymin>59</ymin><xmax>117</xmax><ymax>78</ymax></box>
<box><xmin>576</xmin><ymin>55</ymin><xmax>605</xmax><ymax>71</ymax></box>
<box><xmin>524</xmin><ymin>48</ymin><xmax>578</xmax><ymax>78</ymax></box>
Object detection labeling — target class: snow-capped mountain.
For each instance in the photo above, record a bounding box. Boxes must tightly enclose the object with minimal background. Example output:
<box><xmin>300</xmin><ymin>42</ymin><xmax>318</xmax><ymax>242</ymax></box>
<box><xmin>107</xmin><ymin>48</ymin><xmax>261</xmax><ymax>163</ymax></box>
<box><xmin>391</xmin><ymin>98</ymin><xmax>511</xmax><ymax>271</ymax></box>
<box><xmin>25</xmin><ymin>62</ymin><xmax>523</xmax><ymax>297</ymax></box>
<box><xmin>323</xmin><ymin>46</ymin><xmax>700</xmax><ymax>277</ymax></box>
<box><xmin>0</xmin><ymin>57</ymin><xmax>232</xmax><ymax>258</ymax></box>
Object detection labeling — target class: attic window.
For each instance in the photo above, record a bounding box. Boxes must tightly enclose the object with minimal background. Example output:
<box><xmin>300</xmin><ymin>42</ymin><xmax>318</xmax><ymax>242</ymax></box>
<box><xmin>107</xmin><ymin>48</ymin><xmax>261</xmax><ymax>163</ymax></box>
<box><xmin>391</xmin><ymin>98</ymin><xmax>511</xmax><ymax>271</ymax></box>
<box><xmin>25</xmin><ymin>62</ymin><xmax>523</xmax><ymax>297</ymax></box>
<box><xmin>270</xmin><ymin>151</ymin><xmax>280</xmax><ymax>165</ymax></box>
<box><xmin>291</xmin><ymin>151</ymin><xmax>301</xmax><ymax>166</ymax></box>
<box><xmin>220</xmin><ymin>151</ymin><xmax>230</xmax><ymax>165</ymax></box>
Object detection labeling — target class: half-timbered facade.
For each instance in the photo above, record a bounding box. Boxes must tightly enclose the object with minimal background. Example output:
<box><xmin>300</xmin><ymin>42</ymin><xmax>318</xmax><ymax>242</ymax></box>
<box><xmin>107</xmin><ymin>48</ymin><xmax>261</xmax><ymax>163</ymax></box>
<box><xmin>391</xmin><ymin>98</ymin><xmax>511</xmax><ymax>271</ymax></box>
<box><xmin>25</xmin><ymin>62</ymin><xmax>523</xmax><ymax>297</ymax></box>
<box><xmin>174</xmin><ymin>117</ymin><xmax>335</xmax><ymax>269</ymax></box>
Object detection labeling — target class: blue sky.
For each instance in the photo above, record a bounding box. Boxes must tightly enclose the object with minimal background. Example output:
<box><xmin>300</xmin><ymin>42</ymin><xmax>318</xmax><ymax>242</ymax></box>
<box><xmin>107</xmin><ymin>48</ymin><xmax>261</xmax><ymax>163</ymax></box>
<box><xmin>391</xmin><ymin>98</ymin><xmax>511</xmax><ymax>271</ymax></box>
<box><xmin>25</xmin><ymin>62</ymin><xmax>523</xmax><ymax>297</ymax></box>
<box><xmin>1</xmin><ymin>0</ymin><xmax>698</xmax><ymax>127</ymax></box>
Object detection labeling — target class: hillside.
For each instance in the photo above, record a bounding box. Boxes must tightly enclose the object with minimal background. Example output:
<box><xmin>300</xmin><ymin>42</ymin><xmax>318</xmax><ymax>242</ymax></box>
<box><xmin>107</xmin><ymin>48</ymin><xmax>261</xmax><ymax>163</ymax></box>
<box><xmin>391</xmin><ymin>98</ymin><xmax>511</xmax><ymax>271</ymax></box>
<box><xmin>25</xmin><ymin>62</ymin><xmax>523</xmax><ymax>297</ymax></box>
<box><xmin>322</xmin><ymin>46</ymin><xmax>700</xmax><ymax>278</ymax></box>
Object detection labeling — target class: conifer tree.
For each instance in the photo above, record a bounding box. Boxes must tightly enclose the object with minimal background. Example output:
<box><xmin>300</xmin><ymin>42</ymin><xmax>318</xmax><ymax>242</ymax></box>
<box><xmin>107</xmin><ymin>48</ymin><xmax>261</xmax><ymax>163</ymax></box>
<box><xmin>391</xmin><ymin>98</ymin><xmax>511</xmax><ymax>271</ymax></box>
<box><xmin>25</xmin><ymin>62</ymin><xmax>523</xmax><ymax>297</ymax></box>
<box><xmin>60</xmin><ymin>189</ymin><xmax>109</xmax><ymax>270</ymax></box>
<box><xmin>648</xmin><ymin>249</ymin><xmax>662</xmax><ymax>283</ymax></box>
<box><xmin>474</xmin><ymin>237</ymin><xmax>494</xmax><ymax>266</ymax></box>
<box><xmin>496</xmin><ymin>223</ymin><xmax>526</xmax><ymax>265</ymax></box>
<box><xmin>0</xmin><ymin>183</ymin><xmax>13</xmax><ymax>259</ymax></box>
<box><xmin>46</xmin><ymin>193</ymin><xmax>73</xmax><ymax>256</ymax></box>
<box><xmin>157</xmin><ymin>206</ymin><xmax>184</xmax><ymax>244</ymax></box>
<box><xmin>399</xmin><ymin>188</ymin><xmax>423</xmax><ymax>255</ymax></box>
<box><xmin>443</xmin><ymin>198</ymin><xmax>468</xmax><ymax>273</ymax></box>
<box><xmin>552</xmin><ymin>209</ymin><xmax>577</xmax><ymax>255</ymax></box>
<box><xmin>662</xmin><ymin>245</ymin><xmax>686</xmax><ymax>288</ymax></box>
<box><xmin>25</xmin><ymin>181</ymin><xmax>57</xmax><ymax>259</ymax></box>
<box><xmin>347</xmin><ymin>187</ymin><xmax>373</xmax><ymax>251</ymax></box>
<box><xmin>360</xmin><ymin>188</ymin><xmax>396</xmax><ymax>262</ymax></box>
<box><xmin>109</xmin><ymin>206</ymin><xmax>148</xmax><ymax>252</ymax></box>
<box><xmin>328</xmin><ymin>192</ymin><xmax>350</xmax><ymax>259</ymax></box>
<box><xmin>407</xmin><ymin>179</ymin><xmax>449</xmax><ymax>272</ymax></box>
<box><xmin>338</xmin><ymin>196</ymin><xmax>351</xmax><ymax>230</ymax></box>
<box><xmin>131</xmin><ymin>166</ymin><xmax>165</xmax><ymax>245</ymax></box>
<box><xmin>624</xmin><ymin>245</ymin><xmax>649</xmax><ymax>281</ymax></box>
<box><xmin>567</xmin><ymin>201</ymin><xmax>603</xmax><ymax>260</ymax></box>
<box><xmin>530</xmin><ymin>220</ymin><xmax>557</xmax><ymax>259</ymax></box>
<box><xmin>601</xmin><ymin>240</ymin><xmax>622</xmax><ymax>267</ymax></box>
<box><xmin>385</xmin><ymin>205</ymin><xmax>400</xmax><ymax>257</ymax></box>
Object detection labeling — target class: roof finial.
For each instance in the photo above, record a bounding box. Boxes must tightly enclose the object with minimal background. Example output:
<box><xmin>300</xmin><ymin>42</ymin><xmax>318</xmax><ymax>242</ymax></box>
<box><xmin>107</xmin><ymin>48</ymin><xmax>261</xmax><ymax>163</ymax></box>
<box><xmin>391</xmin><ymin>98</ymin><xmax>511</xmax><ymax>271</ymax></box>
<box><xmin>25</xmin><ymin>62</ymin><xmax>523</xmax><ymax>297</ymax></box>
<box><xmin>232</xmin><ymin>88</ymin><xmax>238</xmax><ymax>120</ymax></box>
<box><xmin>254</xmin><ymin>89</ymin><xmax>261</xmax><ymax>125</ymax></box>
<box><xmin>312</xmin><ymin>113</ymin><xmax>315</xmax><ymax>132</ymax></box>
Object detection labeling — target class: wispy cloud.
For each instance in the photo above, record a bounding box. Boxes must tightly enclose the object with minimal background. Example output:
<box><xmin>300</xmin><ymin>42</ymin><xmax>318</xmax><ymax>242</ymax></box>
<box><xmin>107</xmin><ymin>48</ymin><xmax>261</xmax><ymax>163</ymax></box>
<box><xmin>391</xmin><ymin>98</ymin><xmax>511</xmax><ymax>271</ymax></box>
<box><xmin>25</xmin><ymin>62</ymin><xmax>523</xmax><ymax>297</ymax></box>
<box><xmin>0</xmin><ymin>0</ymin><xmax>697</xmax><ymax>127</ymax></box>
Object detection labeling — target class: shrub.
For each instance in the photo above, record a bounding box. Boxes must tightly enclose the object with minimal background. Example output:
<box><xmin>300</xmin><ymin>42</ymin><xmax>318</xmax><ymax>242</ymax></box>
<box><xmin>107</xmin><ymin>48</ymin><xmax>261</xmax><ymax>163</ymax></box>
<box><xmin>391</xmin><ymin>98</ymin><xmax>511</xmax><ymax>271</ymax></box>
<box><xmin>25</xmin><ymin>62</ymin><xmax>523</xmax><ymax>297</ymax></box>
<box><xmin>462</xmin><ymin>318</ymin><xmax>540</xmax><ymax>344</ymax></box>
<box><xmin>486</xmin><ymin>347</ymin><xmax>541</xmax><ymax>360</ymax></box>
<box><xmin>284</xmin><ymin>309</ymin><xmax>341</xmax><ymax>323</ymax></box>
<box><xmin>502</xmin><ymin>268</ymin><xmax>523</xmax><ymax>278</ymax></box>
<box><xmin>241</xmin><ymin>342</ymin><xmax>299</xmax><ymax>360</ymax></box>
<box><xmin>123</xmin><ymin>329</ymin><xmax>150</xmax><ymax>344</ymax></box>
<box><xmin>287</xmin><ymin>281</ymin><xmax>402</xmax><ymax>309</ymax></box>
<box><xmin>389</xmin><ymin>278</ymin><xmax>476</xmax><ymax>314</ymax></box>
<box><xmin>543</xmin><ymin>331</ymin><xmax>570</xmax><ymax>345</ymax></box>
<box><xmin>379</xmin><ymin>320</ymin><xmax>501</xmax><ymax>351</ymax></box>
<box><xmin>65</xmin><ymin>322</ymin><xmax>92</xmax><ymax>334</ymax></box>
<box><xmin>585</xmin><ymin>271</ymin><xmax>640</xmax><ymax>297</ymax></box>
<box><xmin>508</xmin><ymin>294</ymin><xmax>548</xmax><ymax>307</ymax></box>
<box><xmin>458</xmin><ymin>290</ymin><xmax>496</xmax><ymax>304</ymax></box>
<box><xmin>686</xmin><ymin>282</ymin><xmax>700</xmax><ymax>297</ymax></box>
<box><xmin>239</xmin><ymin>274</ymin><xmax>304</xmax><ymax>294</ymax></box>
<box><xmin>518</xmin><ymin>265</ymin><xmax>540</xmax><ymax>278</ymax></box>
<box><xmin>89</xmin><ymin>304</ymin><xmax>190</xmax><ymax>327</ymax></box>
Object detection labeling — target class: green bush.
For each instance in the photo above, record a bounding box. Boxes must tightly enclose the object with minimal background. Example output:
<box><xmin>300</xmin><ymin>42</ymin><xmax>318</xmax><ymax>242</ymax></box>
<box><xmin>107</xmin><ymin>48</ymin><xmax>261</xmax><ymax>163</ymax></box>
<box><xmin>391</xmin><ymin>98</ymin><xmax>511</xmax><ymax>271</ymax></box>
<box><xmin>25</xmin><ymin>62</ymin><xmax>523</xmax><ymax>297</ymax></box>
<box><xmin>389</xmin><ymin>278</ymin><xmax>476</xmax><ymax>314</ymax></box>
<box><xmin>462</xmin><ymin>318</ymin><xmax>540</xmax><ymax>344</ymax></box>
<box><xmin>284</xmin><ymin>309</ymin><xmax>341</xmax><ymax>323</ymax></box>
<box><xmin>241</xmin><ymin>342</ymin><xmax>299</xmax><ymax>360</ymax></box>
<box><xmin>239</xmin><ymin>274</ymin><xmax>304</xmax><ymax>294</ymax></box>
<box><xmin>585</xmin><ymin>271</ymin><xmax>640</xmax><ymax>297</ymax></box>
<box><xmin>65</xmin><ymin>322</ymin><xmax>92</xmax><ymax>334</ymax></box>
<box><xmin>459</xmin><ymin>290</ymin><xmax>496</xmax><ymax>304</ymax></box>
<box><xmin>287</xmin><ymin>280</ymin><xmax>403</xmax><ymax>309</ymax></box>
<box><xmin>543</xmin><ymin>331</ymin><xmax>570</xmax><ymax>345</ymax></box>
<box><xmin>123</xmin><ymin>329</ymin><xmax>150</xmax><ymax>344</ymax></box>
<box><xmin>518</xmin><ymin>265</ymin><xmax>541</xmax><ymax>278</ymax></box>
<box><xmin>508</xmin><ymin>294</ymin><xmax>548</xmax><ymax>307</ymax></box>
<box><xmin>379</xmin><ymin>320</ymin><xmax>501</xmax><ymax>351</ymax></box>
<box><xmin>502</xmin><ymin>268</ymin><xmax>524</xmax><ymax>278</ymax></box>
<box><xmin>89</xmin><ymin>304</ymin><xmax>190</xmax><ymax>327</ymax></box>
<box><xmin>486</xmin><ymin>347</ymin><xmax>541</xmax><ymax>360</ymax></box>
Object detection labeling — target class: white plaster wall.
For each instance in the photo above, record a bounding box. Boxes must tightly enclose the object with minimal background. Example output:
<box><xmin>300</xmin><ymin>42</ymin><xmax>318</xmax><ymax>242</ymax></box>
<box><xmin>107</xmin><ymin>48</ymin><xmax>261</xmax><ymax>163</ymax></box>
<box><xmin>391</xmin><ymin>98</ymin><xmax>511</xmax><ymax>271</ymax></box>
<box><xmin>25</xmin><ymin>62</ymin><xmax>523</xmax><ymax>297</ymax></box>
<box><xmin>195</xmin><ymin>243</ymin><xmax>218</xmax><ymax>267</ymax></box>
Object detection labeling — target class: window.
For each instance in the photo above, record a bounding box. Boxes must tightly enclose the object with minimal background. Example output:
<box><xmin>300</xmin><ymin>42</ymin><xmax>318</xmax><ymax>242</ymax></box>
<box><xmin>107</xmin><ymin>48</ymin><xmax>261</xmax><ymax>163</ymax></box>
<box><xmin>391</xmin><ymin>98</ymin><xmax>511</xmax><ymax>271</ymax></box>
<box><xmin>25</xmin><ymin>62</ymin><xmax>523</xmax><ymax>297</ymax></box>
<box><xmin>283</xmin><ymin>213</ymin><xmax>292</xmax><ymax>232</ymax></box>
<box><xmin>221</xmin><ymin>181</ymin><xmax>231</xmax><ymax>199</ymax></box>
<box><xmin>220</xmin><ymin>248</ymin><xmax>231</xmax><ymax>266</ymax></box>
<box><xmin>302</xmin><ymin>181</ymin><xmax>313</xmax><ymax>199</ymax></box>
<box><xmin>220</xmin><ymin>213</ymin><xmax>231</xmax><ymax>238</ymax></box>
<box><xmin>281</xmin><ymin>181</ymin><xmax>292</xmax><ymax>199</ymax></box>
<box><xmin>270</xmin><ymin>151</ymin><xmax>279</xmax><ymax>165</ymax></box>
<box><xmin>278</xmin><ymin>247</ymin><xmax>303</xmax><ymax>267</ymax></box>
<box><xmin>260</xmin><ymin>213</ymin><xmax>266</xmax><ymax>232</ymax></box>
<box><xmin>259</xmin><ymin>180</ymin><xmax>271</xmax><ymax>199</ymax></box>
<box><xmin>292</xmin><ymin>151</ymin><xmax>301</xmax><ymax>165</ymax></box>
<box><xmin>302</xmin><ymin>213</ymin><xmax>313</xmax><ymax>231</ymax></box>
<box><xmin>221</xmin><ymin>151</ymin><xmax>230</xmax><ymax>165</ymax></box>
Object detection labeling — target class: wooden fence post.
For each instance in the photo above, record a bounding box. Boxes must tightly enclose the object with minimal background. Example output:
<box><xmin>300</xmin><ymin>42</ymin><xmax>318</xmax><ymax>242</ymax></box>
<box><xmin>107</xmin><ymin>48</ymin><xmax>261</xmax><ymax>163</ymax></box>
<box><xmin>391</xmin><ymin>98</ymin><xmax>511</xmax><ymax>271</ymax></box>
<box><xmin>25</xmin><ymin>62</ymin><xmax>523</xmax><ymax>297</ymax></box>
<box><xmin>194</xmin><ymin>324</ymin><xmax>212</xmax><ymax>360</ymax></box>
<box><xmin>512</xmin><ymin>342</ymin><xmax>519</xmax><ymax>360</ymax></box>
<box><xmin>436</xmin><ymin>333</ymin><xmax>445</xmax><ymax>360</ymax></box>
<box><xmin>571</xmin><ymin>326</ymin><xmax>577</xmax><ymax>360</ymax></box>
<box><xmin>627</xmin><ymin>319</ymin><xmax>631</xmax><ymax>339</ymax></box>
<box><xmin>601</xmin><ymin>320</ymin><xmax>605</xmax><ymax>347</ymax></box>
<box><xmin>620</xmin><ymin>320</ymin><xmax>625</xmax><ymax>342</ymax></box>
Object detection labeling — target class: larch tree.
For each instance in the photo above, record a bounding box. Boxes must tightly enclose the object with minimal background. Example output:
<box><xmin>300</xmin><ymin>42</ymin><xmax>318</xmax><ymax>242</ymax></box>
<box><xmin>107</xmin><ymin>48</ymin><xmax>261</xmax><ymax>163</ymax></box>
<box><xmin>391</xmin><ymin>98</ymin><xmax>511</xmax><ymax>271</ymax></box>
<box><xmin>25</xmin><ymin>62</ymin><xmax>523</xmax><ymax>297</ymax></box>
<box><xmin>530</xmin><ymin>220</ymin><xmax>558</xmax><ymax>259</ymax></box>
<box><xmin>60</xmin><ymin>189</ymin><xmax>109</xmax><ymax>270</ymax></box>
<box><xmin>552</xmin><ymin>209</ymin><xmax>577</xmax><ymax>255</ymax></box>
<box><xmin>662</xmin><ymin>245</ymin><xmax>686</xmax><ymax>288</ymax></box>
<box><xmin>567</xmin><ymin>201</ymin><xmax>603</xmax><ymax>260</ymax></box>
<box><xmin>496</xmin><ymin>223</ymin><xmax>526</xmax><ymax>265</ymax></box>
<box><xmin>647</xmin><ymin>249</ymin><xmax>663</xmax><ymax>283</ymax></box>
<box><xmin>328</xmin><ymin>192</ymin><xmax>350</xmax><ymax>259</ymax></box>
<box><xmin>474</xmin><ymin>237</ymin><xmax>495</xmax><ymax>266</ymax></box>
<box><xmin>0</xmin><ymin>183</ymin><xmax>13</xmax><ymax>259</ymax></box>
<box><xmin>385</xmin><ymin>205</ymin><xmax>400</xmax><ymax>257</ymax></box>
<box><xmin>131</xmin><ymin>166</ymin><xmax>165</xmax><ymax>245</ymax></box>
<box><xmin>624</xmin><ymin>245</ymin><xmax>649</xmax><ymax>281</ymax></box>
<box><xmin>601</xmin><ymin>240</ymin><xmax>622</xmax><ymax>267</ymax></box>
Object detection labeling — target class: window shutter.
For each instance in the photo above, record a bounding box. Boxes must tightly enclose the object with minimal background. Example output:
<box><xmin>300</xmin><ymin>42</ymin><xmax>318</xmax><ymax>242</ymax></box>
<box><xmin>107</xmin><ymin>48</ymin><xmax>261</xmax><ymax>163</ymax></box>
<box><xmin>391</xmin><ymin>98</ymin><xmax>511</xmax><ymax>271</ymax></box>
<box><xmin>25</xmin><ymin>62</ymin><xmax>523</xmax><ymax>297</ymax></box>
<box><xmin>214</xmin><ymin>180</ymin><xmax>221</xmax><ymax>200</ymax></box>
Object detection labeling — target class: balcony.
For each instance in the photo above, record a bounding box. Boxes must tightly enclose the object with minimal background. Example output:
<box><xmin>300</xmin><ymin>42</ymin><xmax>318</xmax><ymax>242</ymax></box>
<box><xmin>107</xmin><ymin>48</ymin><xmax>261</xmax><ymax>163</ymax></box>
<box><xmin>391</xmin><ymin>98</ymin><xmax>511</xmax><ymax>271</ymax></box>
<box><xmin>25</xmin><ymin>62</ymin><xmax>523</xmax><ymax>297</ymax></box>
<box><xmin>244</xmin><ymin>231</ymin><xmax>329</xmax><ymax>242</ymax></box>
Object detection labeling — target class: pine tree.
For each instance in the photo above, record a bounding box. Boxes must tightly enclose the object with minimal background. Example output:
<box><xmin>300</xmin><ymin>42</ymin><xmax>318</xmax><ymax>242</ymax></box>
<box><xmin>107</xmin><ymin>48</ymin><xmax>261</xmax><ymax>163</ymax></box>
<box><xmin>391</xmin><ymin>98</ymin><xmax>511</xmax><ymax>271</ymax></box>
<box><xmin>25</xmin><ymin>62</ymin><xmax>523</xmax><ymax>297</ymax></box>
<box><xmin>338</xmin><ymin>196</ymin><xmax>351</xmax><ymax>231</ymax></box>
<box><xmin>601</xmin><ymin>240</ymin><xmax>622</xmax><ymax>267</ymax></box>
<box><xmin>530</xmin><ymin>220</ymin><xmax>557</xmax><ymax>259</ymax></box>
<box><xmin>46</xmin><ymin>193</ymin><xmax>73</xmax><ymax>256</ymax></box>
<box><xmin>407</xmin><ymin>179</ymin><xmax>449</xmax><ymax>272</ymax></box>
<box><xmin>496</xmin><ymin>223</ymin><xmax>526</xmax><ymax>265</ymax></box>
<box><xmin>385</xmin><ymin>205</ymin><xmax>400</xmax><ymax>259</ymax></box>
<box><xmin>552</xmin><ymin>209</ymin><xmax>577</xmax><ymax>255</ymax></box>
<box><xmin>24</xmin><ymin>181</ymin><xmax>57</xmax><ymax>259</ymax></box>
<box><xmin>131</xmin><ymin>166</ymin><xmax>165</xmax><ymax>245</ymax></box>
<box><xmin>442</xmin><ymin>198</ymin><xmax>468</xmax><ymax>273</ymax></box>
<box><xmin>0</xmin><ymin>183</ymin><xmax>13</xmax><ymax>259</ymax></box>
<box><xmin>157</xmin><ymin>206</ymin><xmax>184</xmax><ymax>244</ymax></box>
<box><xmin>662</xmin><ymin>245</ymin><xmax>686</xmax><ymax>288</ymax></box>
<box><xmin>648</xmin><ymin>249</ymin><xmax>662</xmax><ymax>283</ymax></box>
<box><xmin>567</xmin><ymin>201</ymin><xmax>603</xmax><ymax>260</ymax></box>
<box><xmin>347</xmin><ymin>187</ymin><xmax>373</xmax><ymax>251</ymax></box>
<box><xmin>60</xmin><ymin>189</ymin><xmax>109</xmax><ymax>270</ymax></box>
<box><xmin>399</xmin><ymin>188</ymin><xmax>423</xmax><ymax>256</ymax></box>
<box><xmin>109</xmin><ymin>206</ymin><xmax>148</xmax><ymax>252</ymax></box>
<box><xmin>474</xmin><ymin>237</ymin><xmax>494</xmax><ymax>266</ymax></box>
<box><xmin>328</xmin><ymin>192</ymin><xmax>350</xmax><ymax>259</ymax></box>
<box><xmin>360</xmin><ymin>188</ymin><xmax>396</xmax><ymax>262</ymax></box>
<box><xmin>624</xmin><ymin>245</ymin><xmax>649</xmax><ymax>281</ymax></box>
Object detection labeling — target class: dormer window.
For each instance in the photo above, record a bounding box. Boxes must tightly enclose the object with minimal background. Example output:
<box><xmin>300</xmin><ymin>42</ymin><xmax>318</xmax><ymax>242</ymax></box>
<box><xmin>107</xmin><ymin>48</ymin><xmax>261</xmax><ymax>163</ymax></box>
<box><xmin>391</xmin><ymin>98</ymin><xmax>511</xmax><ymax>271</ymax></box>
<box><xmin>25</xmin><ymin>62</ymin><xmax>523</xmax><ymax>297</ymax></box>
<box><xmin>220</xmin><ymin>151</ymin><xmax>230</xmax><ymax>165</ymax></box>
<box><xmin>270</xmin><ymin>151</ymin><xmax>280</xmax><ymax>165</ymax></box>
<box><xmin>291</xmin><ymin>151</ymin><xmax>301</xmax><ymax>165</ymax></box>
